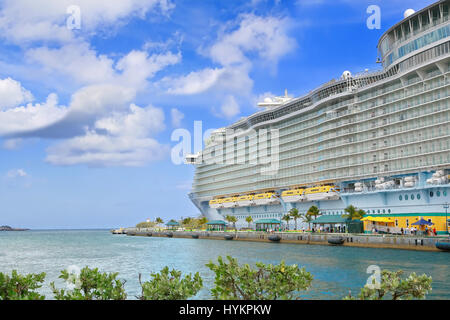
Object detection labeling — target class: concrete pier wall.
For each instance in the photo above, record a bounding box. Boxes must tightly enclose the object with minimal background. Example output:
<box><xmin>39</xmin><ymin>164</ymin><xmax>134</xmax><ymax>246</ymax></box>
<box><xmin>121</xmin><ymin>229</ymin><xmax>447</xmax><ymax>252</ymax></box>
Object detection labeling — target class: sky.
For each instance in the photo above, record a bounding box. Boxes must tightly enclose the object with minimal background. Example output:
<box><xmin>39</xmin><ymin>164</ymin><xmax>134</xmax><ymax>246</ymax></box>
<box><xmin>0</xmin><ymin>0</ymin><xmax>436</xmax><ymax>229</ymax></box>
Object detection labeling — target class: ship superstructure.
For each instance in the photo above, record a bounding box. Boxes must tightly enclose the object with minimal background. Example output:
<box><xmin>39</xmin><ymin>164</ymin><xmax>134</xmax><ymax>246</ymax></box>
<box><xmin>187</xmin><ymin>1</ymin><xmax>450</xmax><ymax>234</ymax></box>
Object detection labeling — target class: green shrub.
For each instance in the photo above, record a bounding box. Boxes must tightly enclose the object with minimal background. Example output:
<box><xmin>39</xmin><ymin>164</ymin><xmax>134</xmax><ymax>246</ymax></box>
<box><xmin>138</xmin><ymin>267</ymin><xmax>203</xmax><ymax>300</ymax></box>
<box><xmin>0</xmin><ymin>270</ymin><xmax>46</xmax><ymax>300</ymax></box>
<box><xmin>345</xmin><ymin>270</ymin><xmax>432</xmax><ymax>300</ymax></box>
<box><xmin>51</xmin><ymin>266</ymin><xmax>127</xmax><ymax>300</ymax></box>
<box><xmin>206</xmin><ymin>256</ymin><xmax>313</xmax><ymax>300</ymax></box>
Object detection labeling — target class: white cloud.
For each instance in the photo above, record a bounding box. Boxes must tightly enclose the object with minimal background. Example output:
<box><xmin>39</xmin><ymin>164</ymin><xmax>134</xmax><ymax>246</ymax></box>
<box><xmin>209</xmin><ymin>13</ymin><xmax>295</xmax><ymax>67</ymax></box>
<box><xmin>161</xmin><ymin>13</ymin><xmax>295</xmax><ymax>104</ymax></box>
<box><xmin>27</xmin><ymin>43</ymin><xmax>181</xmax><ymax>89</ymax></box>
<box><xmin>46</xmin><ymin>132</ymin><xmax>168</xmax><ymax>167</ymax></box>
<box><xmin>0</xmin><ymin>0</ymin><xmax>175</xmax><ymax>45</ymax></box>
<box><xmin>96</xmin><ymin>104</ymin><xmax>165</xmax><ymax>137</ymax></box>
<box><xmin>6</xmin><ymin>169</ymin><xmax>27</xmax><ymax>178</ymax></box>
<box><xmin>0</xmin><ymin>78</ymin><xmax>33</xmax><ymax>110</ymax></box>
<box><xmin>0</xmin><ymin>93</ymin><xmax>67</xmax><ymax>136</ymax></box>
<box><xmin>2</xmin><ymin>138</ymin><xmax>22</xmax><ymax>150</ymax></box>
<box><xmin>217</xmin><ymin>95</ymin><xmax>240</xmax><ymax>119</ymax></box>
<box><xmin>45</xmin><ymin>103</ymin><xmax>168</xmax><ymax>167</ymax></box>
<box><xmin>170</xmin><ymin>108</ymin><xmax>184</xmax><ymax>127</ymax></box>
<box><xmin>115</xmin><ymin>50</ymin><xmax>181</xmax><ymax>89</ymax></box>
<box><xmin>164</xmin><ymin>67</ymin><xmax>225</xmax><ymax>95</ymax></box>
<box><xmin>68</xmin><ymin>84</ymin><xmax>136</xmax><ymax>116</ymax></box>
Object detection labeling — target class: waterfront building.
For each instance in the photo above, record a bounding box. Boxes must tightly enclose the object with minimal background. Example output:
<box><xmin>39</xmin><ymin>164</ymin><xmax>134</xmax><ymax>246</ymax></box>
<box><xmin>187</xmin><ymin>1</ymin><xmax>450</xmax><ymax>234</ymax></box>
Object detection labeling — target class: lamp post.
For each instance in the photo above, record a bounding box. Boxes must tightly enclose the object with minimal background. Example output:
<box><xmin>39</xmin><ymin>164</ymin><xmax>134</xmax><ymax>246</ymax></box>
<box><xmin>444</xmin><ymin>202</ymin><xmax>449</xmax><ymax>238</ymax></box>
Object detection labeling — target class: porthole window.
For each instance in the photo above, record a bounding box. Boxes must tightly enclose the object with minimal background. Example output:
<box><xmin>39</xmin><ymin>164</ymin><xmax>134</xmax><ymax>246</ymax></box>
<box><xmin>405</xmin><ymin>195</ymin><xmax>408</xmax><ymax>200</ymax></box>
<box><xmin>430</xmin><ymin>191</ymin><xmax>434</xmax><ymax>197</ymax></box>
<box><xmin>411</xmin><ymin>194</ymin><xmax>414</xmax><ymax>200</ymax></box>
<box><xmin>383</xmin><ymin>209</ymin><xmax>385</xmax><ymax>213</ymax></box>
<box><xmin>378</xmin><ymin>209</ymin><xmax>380</xmax><ymax>214</ymax></box>
<box><xmin>388</xmin><ymin>209</ymin><xmax>391</xmax><ymax>213</ymax></box>
<box><xmin>443</xmin><ymin>191</ymin><xmax>447</xmax><ymax>196</ymax></box>
<box><xmin>437</xmin><ymin>191</ymin><xmax>441</xmax><ymax>197</ymax></box>
<box><xmin>399</xmin><ymin>195</ymin><xmax>403</xmax><ymax>201</ymax></box>
<box><xmin>417</xmin><ymin>194</ymin><xmax>421</xmax><ymax>200</ymax></box>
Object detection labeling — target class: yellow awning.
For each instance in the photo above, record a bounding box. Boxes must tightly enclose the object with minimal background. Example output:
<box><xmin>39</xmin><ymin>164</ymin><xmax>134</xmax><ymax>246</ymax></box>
<box><xmin>361</xmin><ymin>216</ymin><xmax>394</xmax><ymax>223</ymax></box>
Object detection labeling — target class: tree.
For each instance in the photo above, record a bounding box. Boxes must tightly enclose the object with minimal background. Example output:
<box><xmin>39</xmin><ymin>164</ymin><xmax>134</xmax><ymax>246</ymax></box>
<box><xmin>245</xmin><ymin>216</ymin><xmax>253</xmax><ymax>229</ymax></box>
<box><xmin>345</xmin><ymin>270</ymin><xmax>432</xmax><ymax>300</ymax></box>
<box><xmin>343</xmin><ymin>205</ymin><xmax>365</xmax><ymax>220</ymax></box>
<box><xmin>289</xmin><ymin>208</ymin><xmax>301</xmax><ymax>230</ymax></box>
<box><xmin>282</xmin><ymin>214</ymin><xmax>291</xmax><ymax>230</ymax></box>
<box><xmin>138</xmin><ymin>267</ymin><xmax>203</xmax><ymax>300</ymax></box>
<box><xmin>51</xmin><ymin>267</ymin><xmax>127</xmax><ymax>300</ymax></box>
<box><xmin>301</xmin><ymin>214</ymin><xmax>313</xmax><ymax>231</ymax></box>
<box><xmin>307</xmin><ymin>205</ymin><xmax>320</xmax><ymax>219</ymax></box>
<box><xmin>182</xmin><ymin>217</ymin><xmax>193</xmax><ymax>227</ymax></box>
<box><xmin>155</xmin><ymin>217</ymin><xmax>164</xmax><ymax>229</ymax></box>
<box><xmin>206</xmin><ymin>256</ymin><xmax>313</xmax><ymax>300</ymax></box>
<box><xmin>0</xmin><ymin>270</ymin><xmax>46</xmax><ymax>300</ymax></box>
<box><xmin>225</xmin><ymin>215</ymin><xmax>238</xmax><ymax>231</ymax></box>
<box><xmin>136</xmin><ymin>221</ymin><xmax>156</xmax><ymax>229</ymax></box>
<box><xmin>198</xmin><ymin>216</ymin><xmax>208</xmax><ymax>227</ymax></box>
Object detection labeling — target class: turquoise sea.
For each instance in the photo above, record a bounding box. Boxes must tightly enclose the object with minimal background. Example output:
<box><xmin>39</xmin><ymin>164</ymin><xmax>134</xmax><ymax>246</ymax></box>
<box><xmin>0</xmin><ymin>229</ymin><xmax>449</xmax><ymax>299</ymax></box>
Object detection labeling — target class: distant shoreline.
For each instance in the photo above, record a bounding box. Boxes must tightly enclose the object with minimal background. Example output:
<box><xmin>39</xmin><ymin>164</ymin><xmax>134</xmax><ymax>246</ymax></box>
<box><xmin>0</xmin><ymin>225</ymin><xmax>29</xmax><ymax>231</ymax></box>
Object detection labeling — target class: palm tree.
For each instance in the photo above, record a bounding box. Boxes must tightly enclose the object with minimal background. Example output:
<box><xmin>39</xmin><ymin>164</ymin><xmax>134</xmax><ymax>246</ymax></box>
<box><xmin>301</xmin><ymin>214</ymin><xmax>313</xmax><ymax>231</ymax></box>
<box><xmin>155</xmin><ymin>217</ymin><xmax>163</xmax><ymax>230</ymax></box>
<box><xmin>343</xmin><ymin>205</ymin><xmax>365</xmax><ymax>220</ymax></box>
<box><xmin>282</xmin><ymin>214</ymin><xmax>291</xmax><ymax>230</ymax></box>
<box><xmin>226</xmin><ymin>215</ymin><xmax>238</xmax><ymax>231</ymax></box>
<box><xmin>307</xmin><ymin>205</ymin><xmax>321</xmax><ymax>220</ymax></box>
<box><xmin>289</xmin><ymin>208</ymin><xmax>301</xmax><ymax>230</ymax></box>
<box><xmin>245</xmin><ymin>216</ymin><xmax>253</xmax><ymax>229</ymax></box>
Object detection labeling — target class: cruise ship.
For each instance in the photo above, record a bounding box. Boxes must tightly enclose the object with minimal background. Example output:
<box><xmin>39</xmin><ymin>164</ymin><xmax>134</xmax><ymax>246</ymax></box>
<box><xmin>187</xmin><ymin>1</ymin><xmax>450</xmax><ymax>234</ymax></box>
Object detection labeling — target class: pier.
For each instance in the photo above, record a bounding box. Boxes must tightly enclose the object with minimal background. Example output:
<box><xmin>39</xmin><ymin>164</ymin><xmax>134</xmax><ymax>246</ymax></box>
<box><xmin>115</xmin><ymin>228</ymin><xmax>449</xmax><ymax>252</ymax></box>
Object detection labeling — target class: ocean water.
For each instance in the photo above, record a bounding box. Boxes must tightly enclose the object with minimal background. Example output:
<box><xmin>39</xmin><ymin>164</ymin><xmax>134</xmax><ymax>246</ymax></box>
<box><xmin>0</xmin><ymin>229</ymin><xmax>449</xmax><ymax>300</ymax></box>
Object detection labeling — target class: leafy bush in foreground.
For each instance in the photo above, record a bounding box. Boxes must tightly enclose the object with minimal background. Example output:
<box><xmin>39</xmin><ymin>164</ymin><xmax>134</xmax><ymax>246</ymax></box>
<box><xmin>206</xmin><ymin>256</ymin><xmax>313</xmax><ymax>300</ymax></box>
<box><xmin>0</xmin><ymin>270</ymin><xmax>46</xmax><ymax>300</ymax></box>
<box><xmin>51</xmin><ymin>266</ymin><xmax>127</xmax><ymax>300</ymax></box>
<box><xmin>138</xmin><ymin>267</ymin><xmax>203</xmax><ymax>300</ymax></box>
<box><xmin>0</xmin><ymin>259</ymin><xmax>434</xmax><ymax>300</ymax></box>
<box><xmin>345</xmin><ymin>270</ymin><xmax>432</xmax><ymax>300</ymax></box>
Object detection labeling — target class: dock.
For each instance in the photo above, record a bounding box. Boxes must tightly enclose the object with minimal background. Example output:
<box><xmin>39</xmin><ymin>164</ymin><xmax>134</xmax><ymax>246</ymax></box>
<box><xmin>116</xmin><ymin>228</ymin><xmax>450</xmax><ymax>252</ymax></box>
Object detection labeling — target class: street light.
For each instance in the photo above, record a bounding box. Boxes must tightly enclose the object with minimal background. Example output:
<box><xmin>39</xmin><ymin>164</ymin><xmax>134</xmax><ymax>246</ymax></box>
<box><xmin>444</xmin><ymin>202</ymin><xmax>449</xmax><ymax>238</ymax></box>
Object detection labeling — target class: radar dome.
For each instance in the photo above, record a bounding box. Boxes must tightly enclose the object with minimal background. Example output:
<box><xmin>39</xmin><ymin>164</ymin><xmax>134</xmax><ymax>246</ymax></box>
<box><xmin>404</xmin><ymin>9</ymin><xmax>415</xmax><ymax>18</ymax></box>
<box><xmin>342</xmin><ymin>70</ymin><xmax>352</xmax><ymax>80</ymax></box>
<box><xmin>264</xmin><ymin>97</ymin><xmax>273</xmax><ymax>103</ymax></box>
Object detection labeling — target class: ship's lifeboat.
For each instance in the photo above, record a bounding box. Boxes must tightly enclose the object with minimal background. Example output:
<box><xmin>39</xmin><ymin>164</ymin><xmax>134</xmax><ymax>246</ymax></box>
<box><xmin>403</xmin><ymin>176</ymin><xmax>416</xmax><ymax>188</ymax></box>
<box><xmin>253</xmin><ymin>192</ymin><xmax>280</xmax><ymax>206</ymax></box>
<box><xmin>354</xmin><ymin>182</ymin><xmax>363</xmax><ymax>192</ymax></box>
<box><xmin>209</xmin><ymin>199</ymin><xmax>222</xmax><ymax>209</ymax></box>
<box><xmin>236</xmin><ymin>195</ymin><xmax>254</xmax><ymax>207</ymax></box>
<box><xmin>305</xmin><ymin>186</ymin><xmax>340</xmax><ymax>201</ymax></box>
<box><xmin>281</xmin><ymin>189</ymin><xmax>305</xmax><ymax>203</ymax></box>
<box><xmin>222</xmin><ymin>197</ymin><xmax>238</xmax><ymax>208</ymax></box>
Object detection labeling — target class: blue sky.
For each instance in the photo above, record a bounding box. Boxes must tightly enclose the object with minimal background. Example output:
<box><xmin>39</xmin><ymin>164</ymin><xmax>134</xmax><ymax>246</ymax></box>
<box><xmin>0</xmin><ymin>0</ymin><xmax>435</xmax><ymax>229</ymax></box>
